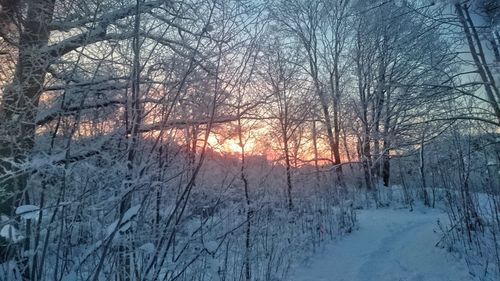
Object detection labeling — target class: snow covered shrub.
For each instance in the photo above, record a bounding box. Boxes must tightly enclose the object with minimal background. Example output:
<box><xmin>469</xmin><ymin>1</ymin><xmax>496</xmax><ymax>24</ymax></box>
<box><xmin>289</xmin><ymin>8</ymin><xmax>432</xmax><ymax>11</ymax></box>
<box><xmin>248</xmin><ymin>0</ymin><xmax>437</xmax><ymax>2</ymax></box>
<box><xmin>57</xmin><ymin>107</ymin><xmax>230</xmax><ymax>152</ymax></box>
<box><xmin>432</xmin><ymin>130</ymin><xmax>500</xmax><ymax>281</ymax></box>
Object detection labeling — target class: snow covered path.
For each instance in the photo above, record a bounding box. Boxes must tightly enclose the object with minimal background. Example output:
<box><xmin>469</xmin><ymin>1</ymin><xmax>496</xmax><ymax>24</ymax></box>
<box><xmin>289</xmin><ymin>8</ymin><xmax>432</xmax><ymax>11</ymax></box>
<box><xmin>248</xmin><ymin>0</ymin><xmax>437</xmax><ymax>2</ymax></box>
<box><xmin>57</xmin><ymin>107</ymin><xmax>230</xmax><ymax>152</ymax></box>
<box><xmin>292</xmin><ymin>208</ymin><xmax>475</xmax><ymax>281</ymax></box>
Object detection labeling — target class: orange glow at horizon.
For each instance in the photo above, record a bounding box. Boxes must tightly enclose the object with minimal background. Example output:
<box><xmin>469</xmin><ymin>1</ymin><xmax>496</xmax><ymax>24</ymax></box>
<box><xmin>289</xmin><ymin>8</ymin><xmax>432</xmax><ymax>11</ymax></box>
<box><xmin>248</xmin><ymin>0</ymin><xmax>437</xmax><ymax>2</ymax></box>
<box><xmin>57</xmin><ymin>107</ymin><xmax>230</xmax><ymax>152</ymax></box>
<box><xmin>207</xmin><ymin>134</ymin><xmax>256</xmax><ymax>155</ymax></box>
<box><xmin>206</xmin><ymin>131</ymin><xmax>347</xmax><ymax>166</ymax></box>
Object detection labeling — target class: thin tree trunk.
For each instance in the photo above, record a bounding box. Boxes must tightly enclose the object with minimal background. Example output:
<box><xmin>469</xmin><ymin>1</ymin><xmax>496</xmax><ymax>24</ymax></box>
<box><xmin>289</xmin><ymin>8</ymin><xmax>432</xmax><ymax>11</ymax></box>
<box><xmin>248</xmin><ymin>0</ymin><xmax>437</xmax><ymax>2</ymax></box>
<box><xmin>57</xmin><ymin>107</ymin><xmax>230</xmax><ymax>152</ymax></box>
<box><xmin>119</xmin><ymin>1</ymin><xmax>142</xmax><ymax>280</ymax></box>
<box><xmin>284</xmin><ymin>137</ymin><xmax>294</xmax><ymax>210</ymax></box>
<box><xmin>0</xmin><ymin>0</ymin><xmax>55</xmax><ymax>267</ymax></box>
<box><xmin>312</xmin><ymin>120</ymin><xmax>320</xmax><ymax>185</ymax></box>
<box><xmin>455</xmin><ymin>4</ymin><xmax>500</xmax><ymax>124</ymax></box>
<box><xmin>382</xmin><ymin>140</ymin><xmax>391</xmax><ymax>187</ymax></box>
<box><xmin>381</xmin><ymin>90</ymin><xmax>392</xmax><ymax>187</ymax></box>
<box><xmin>420</xmin><ymin>132</ymin><xmax>430</xmax><ymax>207</ymax></box>
<box><xmin>0</xmin><ymin>0</ymin><xmax>55</xmax><ymax>215</ymax></box>
<box><xmin>362</xmin><ymin>138</ymin><xmax>373</xmax><ymax>191</ymax></box>
<box><xmin>330</xmin><ymin>65</ymin><xmax>344</xmax><ymax>185</ymax></box>
<box><xmin>332</xmin><ymin>61</ymin><xmax>342</xmax><ymax>168</ymax></box>
<box><xmin>372</xmin><ymin>38</ymin><xmax>387</xmax><ymax>180</ymax></box>
<box><xmin>361</xmin><ymin>105</ymin><xmax>373</xmax><ymax>191</ymax></box>
<box><xmin>307</xmin><ymin>46</ymin><xmax>341</xmax><ymax>167</ymax></box>
<box><xmin>462</xmin><ymin>5</ymin><xmax>500</xmax><ymax>102</ymax></box>
<box><xmin>237</xmin><ymin>114</ymin><xmax>251</xmax><ymax>281</ymax></box>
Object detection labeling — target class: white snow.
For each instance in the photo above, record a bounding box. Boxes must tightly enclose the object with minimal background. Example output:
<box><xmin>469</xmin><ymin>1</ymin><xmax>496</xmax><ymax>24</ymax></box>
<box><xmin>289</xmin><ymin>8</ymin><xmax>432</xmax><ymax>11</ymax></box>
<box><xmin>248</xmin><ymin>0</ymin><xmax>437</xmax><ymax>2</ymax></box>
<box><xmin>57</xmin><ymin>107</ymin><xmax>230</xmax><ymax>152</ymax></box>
<box><xmin>0</xmin><ymin>225</ymin><xmax>16</xmax><ymax>240</ymax></box>
<box><xmin>61</xmin><ymin>271</ymin><xmax>76</xmax><ymax>281</ymax></box>
<box><xmin>15</xmin><ymin>205</ymin><xmax>40</xmax><ymax>220</ymax></box>
<box><xmin>205</xmin><ymin>241</ymin><xmax>218</xmax><ymax>252</ymax></box>
<box><xmin>291</xmin><ymin>207</ymin><xmax>475</xmax><ymax>281</ymax></box>
<box><xmin>139</xmin><ymin>242</ymin><xmax>155</xmax><ymax>253</ymax></box>
<box><xmin>0</xmin><ymin>224</ymin><xmax>23</xmax><ymax>242</ymax></box>
<box><xmin>122</xmin><ymin>204</ymin><xmax>140</xmax><ymax>222</ymax></box>
<box><xmin>106</xmin><ymin>221</ymin><xmax>119</xmax><ymax>236</ymax></box>
<box><xmin>106</xmin><ymin>204</ymin><xmax>141</xmax><ymax>237</ymax></box>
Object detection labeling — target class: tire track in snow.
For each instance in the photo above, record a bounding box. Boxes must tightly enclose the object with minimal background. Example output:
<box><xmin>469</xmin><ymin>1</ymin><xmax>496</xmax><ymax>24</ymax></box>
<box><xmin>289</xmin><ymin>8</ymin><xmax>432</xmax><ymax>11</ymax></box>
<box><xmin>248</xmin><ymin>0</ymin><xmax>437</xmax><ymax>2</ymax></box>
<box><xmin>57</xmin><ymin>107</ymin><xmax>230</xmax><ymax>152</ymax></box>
<box><xmin>356</xmin><ymin>218</ymin><xmax>427</xmax><ymax>280</ymax></box>
<box><xmin>291</xmin><ymin>208</ymin><xmax>475</xmax><ymax>281</ymax></box>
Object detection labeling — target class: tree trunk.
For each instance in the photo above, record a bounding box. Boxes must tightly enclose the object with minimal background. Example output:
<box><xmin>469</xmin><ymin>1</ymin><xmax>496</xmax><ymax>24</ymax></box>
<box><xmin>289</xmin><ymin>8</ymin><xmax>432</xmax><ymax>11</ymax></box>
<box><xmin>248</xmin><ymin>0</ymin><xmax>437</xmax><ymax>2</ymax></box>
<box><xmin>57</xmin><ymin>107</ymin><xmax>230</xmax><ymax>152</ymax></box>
<box><xmin>312</xmin><ymin>120</ymin><xmax>320</xmax><ymax>185</ymax></box>
<box><xmin>284</xmin><ymin>136</ymin><xmax>294</xmax><ymax>210</ymax></box>
<box><xmin>119</xmin><ymin>1</ymin><xmax>142</xmax><ymax>280</ymax></box>
<box><xmin>330</xmin><ymin>62</ymin><xmax>344</xmax><ymax>185</ymax></box>
<box><xmin>381</xmin><ymin>90</ymin><xmax>392</xmax><ymax>187</ymax></box>
<box><xmin>307</xmin><ymin>45</ymin><xmax>341</xmax><ymax>168</ymax></box>
<box><xmin>237</xmin><ymin>115</ymin><xmax>251</xmax><ymax>281</ymax></box>
<box><xmin>362</xmin><ymin>136</ymin><xmax>373</xmax><ymax>191</ymax></box>
<box><xmin>0</xmin><ymin>0</ymin><xmax>55</xmax><ymax>268</ymax></box>
<box><xmin>419</xmin><ymin>132</ymin><xmax>430</xmax><ymax>207</ymax></box>
<box><xmin>332</xmin><ymin>60</ymin><xmax>342</xmax><ymax>168</ymax></box>
<box><xmin>455</xmin><ymin>4</ymin><xmax>500</xmax><ymax>124</ymax></box>
<box><xmin>0</xmin><ymin>0</ymin><xmax>55</xmax><ymax>214</ymax></box>
<box><xmin>372</xmin><ymin>37</ymin><xmax>387</xmax><ymax>180</ymax></box>
<box><xmin>382</xmin><ymin>150</ymin><xmax>390</xmax><ymax>187</ymax></box>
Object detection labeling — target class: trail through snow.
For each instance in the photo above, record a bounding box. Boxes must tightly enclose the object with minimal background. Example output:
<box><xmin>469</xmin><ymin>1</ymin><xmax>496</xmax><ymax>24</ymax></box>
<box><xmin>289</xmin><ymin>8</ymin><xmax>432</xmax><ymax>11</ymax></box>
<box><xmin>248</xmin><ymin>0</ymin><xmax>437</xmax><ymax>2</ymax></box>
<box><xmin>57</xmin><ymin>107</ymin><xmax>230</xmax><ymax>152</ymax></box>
<box><xmin>292</xmin><ymin>208</ymin><xmax>475</xmax><ymax>281</ymax></box>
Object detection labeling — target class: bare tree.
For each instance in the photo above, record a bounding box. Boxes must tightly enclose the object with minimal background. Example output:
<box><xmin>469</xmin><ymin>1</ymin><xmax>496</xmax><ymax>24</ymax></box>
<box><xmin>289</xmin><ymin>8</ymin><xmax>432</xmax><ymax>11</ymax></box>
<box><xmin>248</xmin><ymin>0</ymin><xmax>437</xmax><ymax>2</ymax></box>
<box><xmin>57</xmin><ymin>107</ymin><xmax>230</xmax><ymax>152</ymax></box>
<box><xmin>269</xmin><ymin>0</ymin><xmax>343</xmax><ymax>172</ymax></box>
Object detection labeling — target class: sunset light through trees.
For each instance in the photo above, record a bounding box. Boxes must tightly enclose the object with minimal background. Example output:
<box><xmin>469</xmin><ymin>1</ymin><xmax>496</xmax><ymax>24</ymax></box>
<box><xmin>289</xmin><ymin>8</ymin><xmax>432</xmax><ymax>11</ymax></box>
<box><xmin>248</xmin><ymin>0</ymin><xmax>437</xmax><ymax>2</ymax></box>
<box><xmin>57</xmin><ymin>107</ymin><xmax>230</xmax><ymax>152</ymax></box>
<box><xmin>0</xmin><ymin>0</ymin><xmax>499</xmax><ymax>281</ymax></box>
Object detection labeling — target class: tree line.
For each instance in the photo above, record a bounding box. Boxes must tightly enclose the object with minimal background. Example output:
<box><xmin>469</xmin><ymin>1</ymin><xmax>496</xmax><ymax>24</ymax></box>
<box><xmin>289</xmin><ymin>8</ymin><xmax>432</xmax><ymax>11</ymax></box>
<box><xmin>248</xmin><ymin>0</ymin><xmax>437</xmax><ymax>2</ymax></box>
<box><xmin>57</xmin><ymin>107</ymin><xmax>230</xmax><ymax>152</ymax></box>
<box><xmin>0</xmin><ymin>0</ymin><xmax>498</xmax><ymax>280</ymax></box>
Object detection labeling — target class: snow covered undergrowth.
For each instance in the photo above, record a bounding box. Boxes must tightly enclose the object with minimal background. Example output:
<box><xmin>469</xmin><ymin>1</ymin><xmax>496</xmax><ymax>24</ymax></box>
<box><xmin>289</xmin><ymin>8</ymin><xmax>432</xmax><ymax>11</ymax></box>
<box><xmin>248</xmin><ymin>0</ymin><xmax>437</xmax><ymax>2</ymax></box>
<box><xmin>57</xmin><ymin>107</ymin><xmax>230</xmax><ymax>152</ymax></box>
<box><xmin>439</xmin><ymin>191</ymin><xmax>500</xmax><ymax>281</ymax></box>
<box><xmin>0</xmin><ymin>184</ymin><xmax>356</xmax><ymax>281</ymax></box>
<box><xmin>291</xmin><ymin>206</ymin><xmax>476</xmax><ymax>281</ymax></box>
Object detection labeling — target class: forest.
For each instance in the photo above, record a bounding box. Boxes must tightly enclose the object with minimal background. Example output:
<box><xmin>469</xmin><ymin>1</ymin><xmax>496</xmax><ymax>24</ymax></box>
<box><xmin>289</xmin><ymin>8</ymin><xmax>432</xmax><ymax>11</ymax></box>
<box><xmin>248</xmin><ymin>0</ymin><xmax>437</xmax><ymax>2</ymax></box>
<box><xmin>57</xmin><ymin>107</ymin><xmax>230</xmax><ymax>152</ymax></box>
<box><xmin>0</xmin><ymin>0</ymin><xmax>499</xmax><ymax>280</ymax></box>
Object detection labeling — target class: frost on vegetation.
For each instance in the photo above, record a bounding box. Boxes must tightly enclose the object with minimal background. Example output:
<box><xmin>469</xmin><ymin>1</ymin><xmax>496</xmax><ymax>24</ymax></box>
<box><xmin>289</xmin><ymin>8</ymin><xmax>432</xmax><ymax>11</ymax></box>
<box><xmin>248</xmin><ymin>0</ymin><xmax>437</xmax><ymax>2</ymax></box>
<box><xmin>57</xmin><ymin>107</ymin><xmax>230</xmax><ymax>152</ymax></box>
<box><xmin>0</xmin><ymin>261</ymin><xmax>21</xmax><ymax>281</ymax></box>
<box><xmin>206</xmin><ymin>254</ymin><xmax>221</xmax><ymax>281</ymax></box>
<box><xmin>204</xmin><ymin>240</ymin><xmax>218</xmax><ymax>252</ymax></box>
<box><xmin>0</xmin><ymin>224</ymin><xmax>23</xmax><ymax>243</ymax></box>
<box><xmin>29</xmin><ymin>153</ymin><xmax>62</xmax><ymax>170</ymax></box>
<box><xmin>106</xmin><ymin>221</ymin><xmax>119</xmax><ymax>236</ymax></box>
<box><xmin>139</xmin><ymin>242</ymin><xmax>155</xmax><ymax>253</ymax></box>
<box><xmin>486</xmin><ymin>160</ymin><xmax>497</xmax><ymax>166</ymax></box>
<box><xmin>22</xmin><ymin>249</ymin><xmax>35</xmax><ymax>258</ymax></box>
<box><xmin>106</xmin><ymin>204</ymin><xmax>141</xmax><ymax>237</ymax></box>
<box><xmin>61</xmin><ymin>271</ymin><xmax>76</xmax><ymax>281</ymax></box>
<box><xmin>15</xmin><ymin>205</ymin><xmax>40</xmax><ymax>220</ymax></box>
<box><xmin>123</xmin><ymin>204</ymin><xmax>141</xmax><ymax>221</ymax></box>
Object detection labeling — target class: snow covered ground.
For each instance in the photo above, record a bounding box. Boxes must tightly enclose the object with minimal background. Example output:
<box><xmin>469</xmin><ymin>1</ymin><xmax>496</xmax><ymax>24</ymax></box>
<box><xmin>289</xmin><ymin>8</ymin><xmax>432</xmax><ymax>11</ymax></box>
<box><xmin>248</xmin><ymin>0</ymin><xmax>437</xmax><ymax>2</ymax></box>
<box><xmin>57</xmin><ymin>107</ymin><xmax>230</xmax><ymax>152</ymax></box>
<box><xmin>291</xmin><ymin>207</ymin><xmax>476</xmax><ymax>281</ymax></box>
